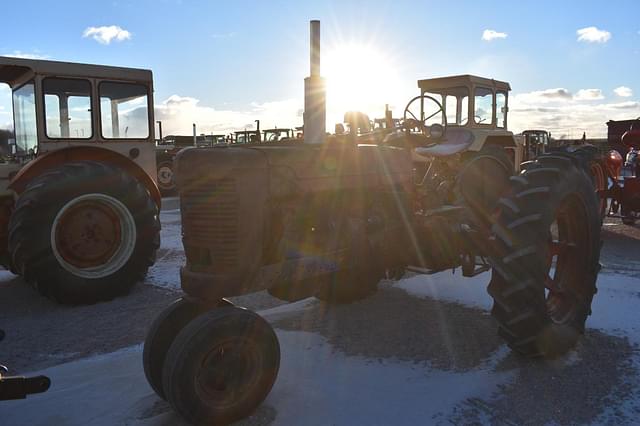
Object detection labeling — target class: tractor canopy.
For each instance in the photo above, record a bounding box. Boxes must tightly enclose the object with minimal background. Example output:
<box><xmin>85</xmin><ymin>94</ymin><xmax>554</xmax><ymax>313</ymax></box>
<box><xmin>0</xmin><ymin>56</ymin><xmax>155</xmax><ymax>155</ymax></box>
<box><xmin>417</xmin><ymin>74</ymin><xmax>511</xmax><ymax>130</ymax></box>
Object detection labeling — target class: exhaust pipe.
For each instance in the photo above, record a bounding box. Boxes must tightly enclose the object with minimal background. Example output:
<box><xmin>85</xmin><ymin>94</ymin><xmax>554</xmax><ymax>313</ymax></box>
<box><xmin>303</xmin><ymin>20</ymin><xmax>326</xmax><ymax>144</ymax></box>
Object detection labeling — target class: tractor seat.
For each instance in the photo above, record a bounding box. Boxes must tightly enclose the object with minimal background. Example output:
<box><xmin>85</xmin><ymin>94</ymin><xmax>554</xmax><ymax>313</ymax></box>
<box><xmin>414</xmin><ymin>128</ymin><xmax>475</xmax><ymax>157</ymax></box>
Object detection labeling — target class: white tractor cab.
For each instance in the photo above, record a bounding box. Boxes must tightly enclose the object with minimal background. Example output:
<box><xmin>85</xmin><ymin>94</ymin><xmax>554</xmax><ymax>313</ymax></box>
<box><xmin>0</xmin><ymin>56</ymin><xmax>160</xmax><ymax>304</ymax></box>
<box><xmin>399</xmin><ymin>74</ymin><xmax>522</xmax><ymax>171</ymax></box>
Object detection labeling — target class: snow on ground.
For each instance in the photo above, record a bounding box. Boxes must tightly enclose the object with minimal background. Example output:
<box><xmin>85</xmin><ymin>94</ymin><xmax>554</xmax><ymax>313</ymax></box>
<box><xmin>144</xmin><ymin>209</ymin><xmax>183</xmax><ymax>291</ymax></box>
<box><xmin>3</xmin><ymin>270</ymin><xmax>640</xmax><ymax>425</ymax></box>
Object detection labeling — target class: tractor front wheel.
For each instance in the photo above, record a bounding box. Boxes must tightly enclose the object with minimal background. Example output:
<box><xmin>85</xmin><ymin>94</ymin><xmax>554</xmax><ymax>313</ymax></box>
<box><xmin>156</xmin><ymin>159</ymin><xmax>176</xmax><ymax>196</ymax></box>
<box><xmin>162</xmin><ymin>306</ymin><xmax>280</xmax><ymax>425</ymax></box>
<box><xmin>8</xmin><ymin>161</ymin><xmax>160</xmax><ymax>304</ymax></box>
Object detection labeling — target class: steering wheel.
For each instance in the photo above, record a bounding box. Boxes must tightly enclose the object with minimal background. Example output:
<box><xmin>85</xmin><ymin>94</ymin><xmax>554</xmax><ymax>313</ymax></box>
<box><xmin>403</xmin><ymin>94</ymin><xmax>447</xmax><ymax>140</ymax></box>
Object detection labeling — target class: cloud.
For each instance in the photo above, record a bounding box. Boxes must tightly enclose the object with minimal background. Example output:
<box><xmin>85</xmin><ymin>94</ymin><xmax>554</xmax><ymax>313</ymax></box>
<box><xmin>510</xmin><ymin>87</ymin><xmax>640</xmax><ymax>138</ymax></box>
<box><xmin>576</xmin><ymin>26</ymin><xmax>611</xmax><ymax>43</ymax></box>
<box><xmin>212</xmin><ymin>32</ymin><xmax>237</xmax><ymax>39</ymax></box>
<box><xmin>481</xmin><ymin>29</ymin><xmax>508</xmax><ymax>41</ymax></box>
<box><xmin>83</xmin><ymin>25</ymin><xmax>132</xmax><ymax>44</ymax></box>
<box><xmin>574</xmin><ymin>88</ymin><xmax>604</xmax><ymax>101</ymax></box>
<box><xmin>514</xmin><ymin>88</ymin><xmax>573</xmax><ymax>104</ymax></box>
<box><xmin>154</xmin><ymin>95</ymin><xmax>302</xmax><ymax>136</ymax></box>
<box><xmin>3</xmin><ymin>51</ymin><xmax>49</xmax><ymax>60</ymax></box>
<box><xmin>614</xmin><ymin>86</ymin><xmax>633</xmax><ymax>97</ymax></box>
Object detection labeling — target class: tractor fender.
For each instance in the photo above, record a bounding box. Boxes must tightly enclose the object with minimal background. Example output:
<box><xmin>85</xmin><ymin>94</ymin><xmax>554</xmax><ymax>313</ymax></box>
<box><xmin>8</xmin><ymin>146</ymin><xmax>161</xmax><ymax>208</ymax></box>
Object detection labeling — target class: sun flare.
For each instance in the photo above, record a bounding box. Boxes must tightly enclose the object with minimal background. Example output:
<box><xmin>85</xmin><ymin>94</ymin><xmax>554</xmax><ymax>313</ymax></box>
<box><xmin>323</xmin><ymin>43</ymin><xmax>399</xmax><ymax>124</ymax></box>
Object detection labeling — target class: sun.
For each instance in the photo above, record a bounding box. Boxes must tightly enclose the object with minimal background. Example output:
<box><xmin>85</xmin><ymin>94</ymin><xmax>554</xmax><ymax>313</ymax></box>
<box><xmin>323</xmin><ymin>43</ymin><xmax>399</xmax><ymax>125</ymax></box>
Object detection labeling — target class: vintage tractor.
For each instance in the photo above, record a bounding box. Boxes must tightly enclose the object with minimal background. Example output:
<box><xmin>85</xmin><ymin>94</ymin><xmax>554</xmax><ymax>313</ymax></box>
<box><xmin>144</xmin><ymin>21</ymin><xmax>601</xmax><ymax>425</ymax></box>
<box><xmin>593</xmin><ymin>119</ymin><xmax>640</xmax><ymax>225</ymax></box>
<box><xmin>0</xmin><ymin>56</ymin><xmax>160</xmax><ymax>304</ymax></box>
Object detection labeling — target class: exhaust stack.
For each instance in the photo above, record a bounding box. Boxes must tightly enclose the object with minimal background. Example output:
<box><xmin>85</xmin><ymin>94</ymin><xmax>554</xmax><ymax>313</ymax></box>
<box><xmin>303</xmin><ymin>20</ymin><xmax>326</xmax><ymax>144</ymax></box>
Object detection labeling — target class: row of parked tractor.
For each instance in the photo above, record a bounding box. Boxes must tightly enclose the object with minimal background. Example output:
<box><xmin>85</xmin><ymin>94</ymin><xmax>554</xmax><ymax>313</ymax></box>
<box><xmin>155</xmin><ymin>126</ymin><xmax>302</xmax><ymax>194</ymax></box>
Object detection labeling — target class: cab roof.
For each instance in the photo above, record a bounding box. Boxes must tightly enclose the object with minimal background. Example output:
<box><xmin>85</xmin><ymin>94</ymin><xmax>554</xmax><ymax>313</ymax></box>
<box><xmin>418</xmin><ymin>74</ymin><xmax>511</xmax><ymax>94</ymax></box>
<box><xmin>0</xmin><ymin>56</ymin><xmax>152</xmax><ymax>87</ymax></box>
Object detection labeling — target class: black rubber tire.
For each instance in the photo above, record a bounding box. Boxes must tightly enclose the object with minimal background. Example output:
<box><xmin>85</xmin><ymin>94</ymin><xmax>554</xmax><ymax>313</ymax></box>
<box><xmin>156</xmin><ymin>159</ymin><xmax>176</xmax><ymax>196</ymax></box>
<box><xmin>488</xmin><ymin>153</ymin><xmax>601</xmax><ymax>358</ymax></box>
<box><xmin>553</xmin><ymin>145</ymin><xmax>607</xmax><ymax>220</ymax></box>
<box><xmin>162</xmin><ymin>306</ymin><xmax>280</xmax><ymax>426</ymax></box>
<box><xmin>143</xmin><ymin>298</ymin><xmax>227</xmax><ymax>399</ymax></box>
<box><xmin>8</xmin><ymin>161</ymin><xmax>160</xmax><ymax>304</ymax></box>
<box><xmin>458</xmin><ymin>145</ymin><xmax>514</xmax><ymax>227</ymax></box>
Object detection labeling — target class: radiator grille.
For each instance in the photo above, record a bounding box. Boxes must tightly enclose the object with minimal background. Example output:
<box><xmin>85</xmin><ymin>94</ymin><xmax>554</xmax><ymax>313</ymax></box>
<box><xmin>181</xmin><ymin>178</ymin><xmax>238</xmax><ymax>269</ymax></box>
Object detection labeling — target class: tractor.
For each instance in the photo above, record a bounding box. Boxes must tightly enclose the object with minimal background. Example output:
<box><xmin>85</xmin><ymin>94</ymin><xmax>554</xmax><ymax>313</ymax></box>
<box><xmin>144</xmin><ymin>21</ymin><xmax>601</xmax><ymax>425</ymax></box>
<box><xmin>0</xmin><ymin>56</ymin><xmax>160</xmax><ymax>304</ymax></box>
<box><xmin>587</xmin><ymin>119</ymin><xmax>640</xmax><ymax>225</ymax></box>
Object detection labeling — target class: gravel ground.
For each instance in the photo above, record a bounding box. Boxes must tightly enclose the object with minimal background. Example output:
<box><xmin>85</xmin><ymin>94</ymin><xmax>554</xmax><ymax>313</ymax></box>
<box><xmin>1</xmin><ymin>203</ymin><xmax>639</xmax><ymax>424</ymax></box>
<box><xmin>274</xmin><ymin>281</ymin><xmax>503</xmax><ymax>371</ymax></box>
<box><xmin>450</xmin><ymin>331</ymin><xmax>638</xmax><ymax>425</ymax></box>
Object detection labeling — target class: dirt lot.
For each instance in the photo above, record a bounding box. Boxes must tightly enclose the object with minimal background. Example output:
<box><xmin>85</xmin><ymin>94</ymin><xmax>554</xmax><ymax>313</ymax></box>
<box><xmin>0</xmin><ymin>208</ymin><xmax>639</xmax><ymax>424</ymax></box>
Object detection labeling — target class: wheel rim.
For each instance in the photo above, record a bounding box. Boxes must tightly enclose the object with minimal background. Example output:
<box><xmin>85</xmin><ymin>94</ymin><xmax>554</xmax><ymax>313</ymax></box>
<box><xmin>195</xmin><ymin>337</ymin><xmax>261</xmax><ymax>410</ymax></box>
<box><xmin>157</xmin><ymin>163</ymin><xmax>174</xmax><ymax>189</ymax></box>
<box><xmin>51</xmin><ymin>193</ymin><xmax>136</xmax><ymax>279</ymax></box>
<box><xmin>545</xmin><ymin>195</ymin><xmax>589</xmax><ymax>324</ymax></box>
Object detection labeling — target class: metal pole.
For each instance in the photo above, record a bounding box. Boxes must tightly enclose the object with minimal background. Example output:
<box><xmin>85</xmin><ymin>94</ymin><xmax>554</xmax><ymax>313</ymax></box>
<box><xmin>156</xmin><ymin>121</ymin><xmax>162</xmax><ymax>143</ymax></box>
<box><xmin>192</xmin><ymin>123</ymin><xmax>197</xmax><ymax>146</ymax></box>
<box><xmin>303</xmin><ymin>20</ymin><xmax>326</xmax><ymax>144</ymax></box>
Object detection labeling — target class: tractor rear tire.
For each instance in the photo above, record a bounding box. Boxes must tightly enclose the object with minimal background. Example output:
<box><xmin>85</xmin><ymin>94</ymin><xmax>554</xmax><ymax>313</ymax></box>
<box><xmin>8</xmin><ymin>161</ymin><xmax>160</xmax><ymax>304</ymax></box>
<box><xmin>162</xmin><ymin>306</ymin><xmax>280</xmax><ymax>425</ymax></box>
<box><xmin>488</xmin><ymin>153</ymin><xmax>601</xmax><ymax>357</ymax></box>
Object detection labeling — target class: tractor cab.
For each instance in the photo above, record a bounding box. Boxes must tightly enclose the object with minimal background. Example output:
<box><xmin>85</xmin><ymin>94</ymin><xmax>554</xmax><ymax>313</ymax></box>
<box><xmin>416</xmin><ymin>74</ymin><xmax>510</xmax><ymax>130</ymax></box>
<box><xmin>0</xmin><ymin>56</ymin><xmax>157</xmax><ymax>194</ymax></box>
<box><xmin>520</xmin><ymin>130</ymin><xmax>551</xmax><ymax>161</ymax></box>
<box><xmin>394</xmin><ymin>75</ymin><xmax>520</xmax><ymax>167</ymax></box>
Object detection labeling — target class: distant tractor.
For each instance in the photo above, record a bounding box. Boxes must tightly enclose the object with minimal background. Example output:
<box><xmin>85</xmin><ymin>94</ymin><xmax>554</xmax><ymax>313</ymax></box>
<box><xmin>520</xmin><ymin>129</ymin><xmax>551</xmax><ymax>161</ymax></box>
<box><xmin>263</xmin><ymin>128</ymin><xmax>294</xmax><ymax>142</ymax></box>
<box><xmin>0</xmin><ymin>56</ymin><xmax>160</xmax><ymax>304</ymax></box>
<box><xmin>156</xmin><ymin>134</ymin><xmax>226</xmax><ymax>195</ymax></box>
<box><xmin>595</xmin><ymin>119</ymin><xmax>640</xmax><ymax>225</ymax></box>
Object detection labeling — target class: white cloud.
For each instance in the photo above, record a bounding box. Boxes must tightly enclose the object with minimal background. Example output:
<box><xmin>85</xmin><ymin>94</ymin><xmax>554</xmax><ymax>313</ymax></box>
<box><xmin>576</xmin><ymin>26</ymin><xmax>611</xmax><ymax>43</ymax></box>
<box><xmin>83</xmin><ymin>25</ymin><xmax>132</xmax><ymax>45</ymax></box>
<box><xmin>514</xmin><ymin>88</ymin><xmax>573</xmax><ymax>104</ymax></box>
<box><xmin>481</xmin><ymin>29</ymin><xmax>508</xmax><ymax>41</ymax></box>
<box><xmin>154</xmin><ymin>95</ymin><xmax>302</xmax><ymax>136</ymax></box>
<box><xmin>614</xmin><ymin>86</ymin><xmax>633</xmax><ymax>97</ymax></box>
<box><xmin>3</xmin><ymin>50</ymin><xmax>49</xmax><ymax>60</ymax></box>
<box><xmin>511</xmin><ymin>87</ymin><xmax>640</xmax><ymax>138</ymax></box>
<box><xmin>574</xmin><ymin>88</ymin><xmax>604</xmax><ymax>101</ymax></box>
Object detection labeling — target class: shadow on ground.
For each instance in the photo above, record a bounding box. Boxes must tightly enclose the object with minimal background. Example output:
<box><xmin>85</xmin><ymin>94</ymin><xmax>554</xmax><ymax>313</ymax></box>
<box><xmin>450</xmin><ymin>330</ymin><xmax>638</xmax><ymax>424</ymax></box>
<box><xmin>0</xmin><ymin>277</ymin><xmax>177</xmax><ymax>373</ymax></box>
<box><xmin>274</xmin><ymin>282</ymin><xmax>503</xmax><ymax>371</ymax></box>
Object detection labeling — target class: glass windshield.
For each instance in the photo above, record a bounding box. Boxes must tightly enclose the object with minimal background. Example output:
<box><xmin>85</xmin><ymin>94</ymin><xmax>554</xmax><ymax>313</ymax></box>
<box><xmin>12</xmin><ymin>82</ymin><xmax>37</xmax><ymax>154</ymax></box>
<box><xmin>496</xmin><ymin>92</ymin><xmax>507</xmax><ymax>128</ymax></box>
<box><xmin>443</xmin><ymin>87</ymin><xmax>470</xmax><ymax>126</ymax></box>
<box><xmin>43</xmin><ymin>78</ymin><xmax>93</xmax><ymax>139</ymax></box>
<box><xmin>474</xmin><ymin>87</ymin><xmax>493</xmax><ymax>125</ymax></box>
<box><xmin>100</xmin><ymin>82</ymin><xmax>149</xmax><ymax>139</ymax></box>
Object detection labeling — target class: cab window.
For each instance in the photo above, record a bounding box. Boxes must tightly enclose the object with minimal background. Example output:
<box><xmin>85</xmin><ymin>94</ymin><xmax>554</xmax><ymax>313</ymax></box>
<box><xmin>474</xmin><ymin>87</ymin><xmax>493</xmax><ymax>125</ymax></box>
<box><xmin>496</xmin><ymin>92</ymin><xmax>507</xmax><ymax>128</ymax></box>
<box><xmin>43</xmin><ymin>78</ymin><xmax>92</xmax><ymax>139</ymax></box>
<box><xmin>100</xmin><ymin>82</ymin><xmax>149</xmax><ymax>139</ymax></box>
<box><xmin>12</xmin><ymin>81</ymin><xmax>38</xmax><ymax>154</ymax></box>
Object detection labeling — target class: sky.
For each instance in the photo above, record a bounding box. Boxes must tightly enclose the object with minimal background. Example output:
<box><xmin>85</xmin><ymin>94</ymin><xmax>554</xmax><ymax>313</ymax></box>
<box><xmin>0</xmin><ymin>0</ymin><xmax>639</xmax><ymax>138</ymax></box>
